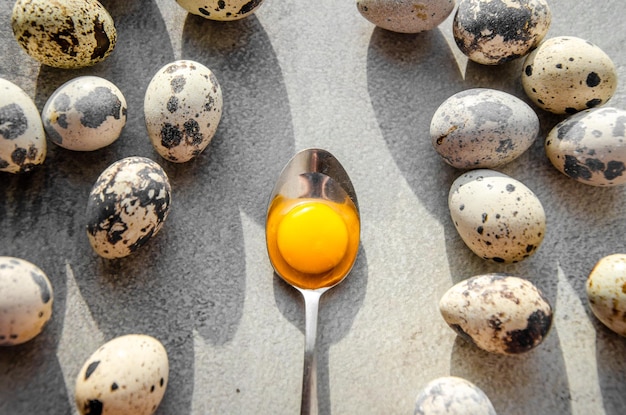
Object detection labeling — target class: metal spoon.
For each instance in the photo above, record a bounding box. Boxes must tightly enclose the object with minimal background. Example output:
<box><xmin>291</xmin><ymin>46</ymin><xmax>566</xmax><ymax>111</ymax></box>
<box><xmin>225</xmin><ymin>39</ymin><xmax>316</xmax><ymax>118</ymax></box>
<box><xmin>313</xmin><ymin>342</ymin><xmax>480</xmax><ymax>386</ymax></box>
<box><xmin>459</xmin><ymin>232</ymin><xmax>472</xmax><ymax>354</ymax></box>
<box><xmin>265</xmin><ymin>148</ymin><xmax>360</xmax><ymax>415</ymax></box>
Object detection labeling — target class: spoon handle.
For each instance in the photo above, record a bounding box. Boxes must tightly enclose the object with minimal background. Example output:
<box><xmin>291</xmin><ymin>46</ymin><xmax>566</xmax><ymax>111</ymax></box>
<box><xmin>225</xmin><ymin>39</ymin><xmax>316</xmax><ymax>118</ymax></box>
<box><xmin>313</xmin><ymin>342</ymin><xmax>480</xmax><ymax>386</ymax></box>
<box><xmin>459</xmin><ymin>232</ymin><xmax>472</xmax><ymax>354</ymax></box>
<box><xmin>299</xmin><ymin>288</ymin><xmax>324</xmax><ymax>415</ymax></box>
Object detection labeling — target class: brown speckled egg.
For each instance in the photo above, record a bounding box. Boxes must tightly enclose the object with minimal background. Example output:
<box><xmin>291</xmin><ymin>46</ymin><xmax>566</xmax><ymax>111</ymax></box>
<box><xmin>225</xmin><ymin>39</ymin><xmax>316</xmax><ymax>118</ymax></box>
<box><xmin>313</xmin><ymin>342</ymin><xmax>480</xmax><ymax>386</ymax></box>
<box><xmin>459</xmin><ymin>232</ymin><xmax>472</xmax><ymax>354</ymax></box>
<box><xmin>0</xmin><ymin>78</ymin><xmax>46</xmax><ymax>173</ymax></box>
<box><xmin>0</xmin><ymin>257</ymin><xmax>53</xmax><ymax>346</ymax></box>
<box><xmin>448</xmin><ymin>169</ymin><xmax>546</xmax><ymax>263</ymax></box>
<box><xmin>356</xmin><ymin>0</ymin><xmax>455</xmax><ymax>34</ymax></box>
<box><xmin>453</xmin><ymin>0</ymin><xmax>551</xmax><ymax>65</ymax></box>
<box><xmin>415</xmin><ymin>376</ymin><xmax>497</xmax><ymax>415</ymax></box>
<box><xmin>11</xmin><ymin>0</ymin><xmax>116</xmax><ymax>68</ymax></box>
<box><xmin>42</xmin><ymin>76</ymin><xmax>127</xmax><ymax>151</ymax></box>
<box><xmin>522</xmin><ymin>36</ymin><xmax>618</xmax><ymax>114</ymax></box>
<box><xmin>431</xmin><ymin>88</ymin><xmax>539</xmax><ymax>169</ymax></box>
<box><xmin>545</xmin><ymin>107</ymin><xmax>626</xmax><ymax>186</ymax></box>
<box><xmin>587</xmin><ymin>254</ymin><xmax>626</xmax><ymax>336</ymax></box>
<box><xmin>144</xmin><ymin>60</ymin><xmax>223</xmax><ymax>163</ymax></box>
<box><xmin>439</xmin><ymin>273</ymin><xmax>553</xmax><ymax>355</ymax></box>
<box><xmin>75</xmin><ymin>334</ymin><xmax>169</xmax><ymax>415</ymax></box>
<box><xmin>176</xmin><ymin>0</ymin><xmax>265</xmax><ymax>20</ymax></box>
<box><xmin>86</xmin><ymin>157</ymin><xmax>171</xmax><ymax>259</ymax></box>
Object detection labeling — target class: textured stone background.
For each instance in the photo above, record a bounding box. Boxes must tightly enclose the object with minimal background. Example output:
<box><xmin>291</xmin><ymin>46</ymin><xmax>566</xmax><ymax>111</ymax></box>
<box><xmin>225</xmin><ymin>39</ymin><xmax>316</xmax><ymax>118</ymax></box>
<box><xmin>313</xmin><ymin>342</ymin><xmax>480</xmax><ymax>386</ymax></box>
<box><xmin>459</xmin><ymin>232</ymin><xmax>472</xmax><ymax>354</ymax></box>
<box><xmin>1</xmin><ymin>1</ymin><xmax>625</xmax><ymax>414</ymax></box>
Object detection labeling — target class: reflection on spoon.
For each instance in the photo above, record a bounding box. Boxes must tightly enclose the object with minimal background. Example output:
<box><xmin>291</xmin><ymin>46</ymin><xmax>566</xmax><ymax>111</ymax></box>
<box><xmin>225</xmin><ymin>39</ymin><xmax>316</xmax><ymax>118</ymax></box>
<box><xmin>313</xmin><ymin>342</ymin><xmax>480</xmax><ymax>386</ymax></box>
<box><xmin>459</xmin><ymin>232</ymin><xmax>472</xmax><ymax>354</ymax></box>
<box><xmin>266</xmin><ymin>148</ymin><xmax>360</xmax><ymax>414</ymax></box>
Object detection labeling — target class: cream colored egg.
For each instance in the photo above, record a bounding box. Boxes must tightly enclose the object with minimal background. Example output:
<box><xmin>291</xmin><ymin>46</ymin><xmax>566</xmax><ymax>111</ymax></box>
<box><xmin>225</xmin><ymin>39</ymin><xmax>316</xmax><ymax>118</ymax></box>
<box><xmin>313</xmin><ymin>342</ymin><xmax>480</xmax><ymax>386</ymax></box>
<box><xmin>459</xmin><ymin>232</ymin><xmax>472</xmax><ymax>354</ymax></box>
<box><xmin>587</xmin><ymin>254</ymin><xmax>626</xmax><ymax>336</ymax></box>
<box><xmin>86</xmin><ymin>157</ymin><xmax>172</xmax><ymax>259</ymax></box>
<box><xmin>144</xmin><ymin>60</ymin><xmax>223</xmax><ymax>163</ymax></box>
<box><xmin>356</xmin><ymin>0</ymin><xmax>455</xmax><ymax>34</ymax></box>
<box><xmin>431</xmin><ymin>88</ymin><xmax>539</xmax><ymax>169</ymax></box>
<box><xmin>545</xmin><ymin>107</ymin><xmax>626</xmax><ymax>186</ymax></box>
<box><xmin>522</xmin><ymin>36</ymin><xmax>618</xmax><ymax>114</ymax></box>
<box><xmin>0</xmin><ymin>257</ymin><xmax>53</xmax><ymax>346</ymax></box>
<box><xmin>11</xmin><ymin>0</ymin><xmax>116</xmax><ymax>68</ymax></box>
<box><xmin>176</xmin><ymin>0</ymin><xmax>264</xmax><ymax>20</ymax></box>
<box><xmin>415</xmin><ymin>376</ymin><xmax>497</xmax><ymax>415</ymax></box>
<box><xmin>0</xmin><ymin>78</ymin><xmax>46</xmax><ymax>173</ymax></box>
<box><xmin>439</xmin><ymin>273</ymin><xmax>552</xmax><ymax>355</ymax></box>
<box><xmin>453</xmin><ymin>0</ymin><xmax>551</xmax><ymax>65</ymax></box>
<box><xmin>75</xmin><ymin>334</ymin><xmax>169</xmax><ymax>415</ymax></box>
<box><xmin>42</xmin><ymin>76</ymin><xmax>127</xmax><ymax>151</ymax></box>
<box><xmin>448</xmin><ymin>169</ymin><xmax>546</xmax><ymax>263</ymax></box>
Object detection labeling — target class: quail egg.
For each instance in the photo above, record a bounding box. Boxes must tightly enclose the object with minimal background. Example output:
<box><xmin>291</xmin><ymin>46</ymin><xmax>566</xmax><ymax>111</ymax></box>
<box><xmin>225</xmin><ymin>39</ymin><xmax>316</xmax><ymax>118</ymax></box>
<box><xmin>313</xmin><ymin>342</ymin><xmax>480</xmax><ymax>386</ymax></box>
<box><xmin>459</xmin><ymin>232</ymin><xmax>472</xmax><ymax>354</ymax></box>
<box><xmin>356</xmin><ymin>0</ymin><xmax>455</xmax><ymax>34</ymax></box>
<box><xmin>11</xmin><ymin>0</ymin><xmax>116</xmax><ymax>68</ymax></box>
<box><xmin>586</xmin><ymin>254</ymin><xmax>626</xmax><ymax>336</ymax></box>
<box><xmin>0</xmin><ymin>257</ymin><xmax>53</xmax><ymax>346</ymax></box>
<box><xmin>0</xmin><ymin>78</ymin><xmax>46</xmax><ymax>173</ymax></box>
<box><xmin>439</xmin><ymin>273</ymin><xmax>553</xmax><ymax>354</ymax></box>
<box><xmin>176</xmin><ymin>0</ymin><xmax>265</xmax><ymax>20</ymax></box>
<box><xmin>86</xmin><ymin>157</ymin><xmax>172</xmax><ymax>259</ymax></box>
<box><xmin>415</xmin><ymin>376</ymin><xmax>496</xmax><ymax>415</ymax></box>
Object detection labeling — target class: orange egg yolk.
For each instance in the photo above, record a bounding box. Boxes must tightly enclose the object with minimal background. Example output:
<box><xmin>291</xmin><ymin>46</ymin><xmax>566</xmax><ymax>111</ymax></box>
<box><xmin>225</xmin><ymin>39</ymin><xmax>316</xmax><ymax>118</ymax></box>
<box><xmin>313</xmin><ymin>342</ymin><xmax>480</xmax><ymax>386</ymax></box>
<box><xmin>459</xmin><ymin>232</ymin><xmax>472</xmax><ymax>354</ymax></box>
<box><xmin>276</xmin><ymin>202</ymin><xmax>349</xmax><ymax>275</ymax></box>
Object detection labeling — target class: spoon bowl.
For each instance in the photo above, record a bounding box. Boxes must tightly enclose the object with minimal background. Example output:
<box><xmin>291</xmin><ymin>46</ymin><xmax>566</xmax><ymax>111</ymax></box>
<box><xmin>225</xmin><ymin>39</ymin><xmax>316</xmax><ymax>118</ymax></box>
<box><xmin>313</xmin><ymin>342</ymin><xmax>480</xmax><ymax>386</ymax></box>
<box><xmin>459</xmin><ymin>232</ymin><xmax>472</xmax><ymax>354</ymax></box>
<box><xmin>265</xmin><ymin>148</ymin><xmax>360</xmax><ymax>414</ymax></box>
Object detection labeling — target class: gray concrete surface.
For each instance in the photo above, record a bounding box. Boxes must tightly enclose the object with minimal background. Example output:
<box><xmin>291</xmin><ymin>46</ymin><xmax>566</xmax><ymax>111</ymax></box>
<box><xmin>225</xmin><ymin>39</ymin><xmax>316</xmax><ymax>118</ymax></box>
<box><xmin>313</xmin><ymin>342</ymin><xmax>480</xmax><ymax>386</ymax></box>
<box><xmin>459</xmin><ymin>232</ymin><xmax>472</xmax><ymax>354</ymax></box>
<box><xmin>1</xmin><ymin>0</ymin><xmax>626</xmax><ymax>414</ymax></box>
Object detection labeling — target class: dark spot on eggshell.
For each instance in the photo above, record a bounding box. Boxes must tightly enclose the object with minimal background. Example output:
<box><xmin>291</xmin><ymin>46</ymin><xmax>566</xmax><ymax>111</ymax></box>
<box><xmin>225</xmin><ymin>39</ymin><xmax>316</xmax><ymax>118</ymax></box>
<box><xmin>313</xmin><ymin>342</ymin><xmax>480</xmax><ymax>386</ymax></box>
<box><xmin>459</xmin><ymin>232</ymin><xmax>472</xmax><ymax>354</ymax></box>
<box><xmin>0</xmin><ymin>158</ymin><xmax>9</xmax><ymax>170</ymax></box>
<box><xmin>171</xmin><ymin>75</ymin><xmax>186</xmax><ymax>93</ymax></box>
<box><xmin>504</xmin><ymin>309</ymin><xmax>552</xmax><ymax>354</ymax></box>
<box><xmin>49</xmin><ymin>17</ymin><xmax>80</xmax><ymax>57</ymax></box>
<box><xmin>111</xmin><ymin>382</ymin><xmax>118</xmax><ymax>391</ymax></box>
<box><xmin>586</xmin><ymin>158</ymin><xmax>605</xmax><ymax>172</ymax></box>
<box><xmin>85</xmin><ymin>360</ymin><xmax>100</xmax><ymax>380</ymax></box>
<box><xmin>161</xmin><ymin>123</ymin><xmax>182</xmax><ymax>148</ymax></box>
<box><xmin>496</xmin><ymin>138</ymin><xmax>514</xmax><ymax>153</ymax></box>
<box><xmin>238</xmin><ymin>0</ymin><xmax>264</xmax><ymax>15</ymax></box>
<box><xmin>198</xmin><ymin>8</ymin><xmax>210</xmax><ymax>16</ymax></box>
<box><xmin>525</xmin><ymin>65</ymin><xmax>533</xmax><ymax>76</ymax></box>
<box><xmin>477</xmin><ymin>226</ymin><xmax>484</xmax><ymax>235</ymax></box>
<box><xmin>184</xmin><ymin>119</ymin><xmax>203</xmax><ymax>146</ymax></box>
<box><xmin>604</xmin><ymin>160</ymin><xmax>626</xmax><ymax>180</ymax></box>
<box><xmin>492</xmin><ymin>257</ymin><xmax>505</xmax><ymax>263</ymax></box>
<box><xmin>557</xmin><ymin>119</ymin><xmax>586</xmax><ymax>142</ymax></box>
<box><xmin>91</xmin><ymin>18</ymin><xmax>111</xmax><ymax>60</ymax></box>
<box><xmin>586</xmin><ymin>72</ymin><xmax>601</xmax><ymax>87</ymax></box>
<box><xmin>30</xmin><ymin>271</ymin><xmax>51</xmax><ymax>303</ymax></box>
<box><xmin>0</xmin><ymin>103</ymin><xmax>28</xmax><ymax>139</ymax></box>
<box><xmin>586</xmin><ymin>98</ymin><xmax>602</xmax><ymax>108</ymax></box>
<box><xmin>84</xmin><ymin>399</ymin><xmax>103</xmax><ymax>415</ymax></box>
<box><xmin>565</xmin><ymin>107</ymin><xmax>578</xmax><ymax>115</ymax></box>
<box><xmin>76</xmin><ymin>87</ymin><xmax>123</xmax><ymax>128</ymax></box>
<box><xmin>506</xmin><ymin>184</ymin><xmax>515</xmax><ymax>192</ymax></box>
<box><xmin>217</xmin><ymin>0</ymin><xmax>226</xmax><ymax>9</ymax></box>
<box><xmin>167</xmin><ymin>96</ymin><xmax>179</xmax><ymax>113</ymax></box>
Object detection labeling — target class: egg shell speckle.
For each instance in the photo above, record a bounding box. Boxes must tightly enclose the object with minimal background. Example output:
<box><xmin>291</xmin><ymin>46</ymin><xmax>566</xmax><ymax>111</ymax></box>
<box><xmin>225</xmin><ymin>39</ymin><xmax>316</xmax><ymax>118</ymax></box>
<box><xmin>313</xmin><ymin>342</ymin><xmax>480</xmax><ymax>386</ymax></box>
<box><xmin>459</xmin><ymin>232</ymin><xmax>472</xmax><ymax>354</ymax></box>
<box><xmin>431</xmin><ymin>88</ymin><xmax>539</xmax><ymax>169</ymax></box>
<box><xmin>545</xmin><ymin>107</ymin><xmax>626</xmax><ymax>186</ymax></box>
<box><xmin>75</xmin><ymin>334</ymin><xmax>169</xmax><ymax>415</ymax></box>
<box><xmin>86</xmin><ymin>157</ymin><xmax>172</xmax><ymax>259</ymax></box>
<box><xmin>453</xmin><ymin>0</ymin><xmax>551</xmax><ymax>65</ymax></box>
<box><xmin>11</xmin><ymin>0</ymin><xmax>116</xmax><ymax>69</ymax></box>
<box><xmin>42</xmin><ymin>76</ymin><xmax>127</xmax><ymax>151</ymax></box>
<box><xmin>522</xmin><ymin>36</ymin><xmax>618</xmax><ymax>114</ymax></box>
<box><xmin>439</xmin><ymin>273</ymin><xmax>553</xmax><ymax>355</ymax></box>
<box><xmin>356</xmin><ymin>0</ymin><xmax>455</xmax><ymax>34</ymax></box>
<box><xmin>586</xmin><ymin>254</ymin><xmax>626</xmax><ymax>336</ymax></box>
<box><xmin>0</xmin><ymin>257</ymin><xmax>53</xmax><ymax>346</ymax></box>
<box><xmin>0</xmin><ymin>78</ymin><xmax>46</xmax><ymax>173</ymax></box>
<box><xmin>414</xmin><ymin>376</ymin><xmax>497</xmax><ymax>415</ymax></box>
<box><xmin>448</xmin><ymin>169</ymin><xmax>546</xmax><ymax>263</ymax></box>
<box><xmin>144</xmin><ymin>60</ymin><xmax>223</xmax><ymax>163</ymax></box>
<box><xmin>176</xmin><ymin>0</ymin><xmax>265</xmax><ymax>20</ymax></box>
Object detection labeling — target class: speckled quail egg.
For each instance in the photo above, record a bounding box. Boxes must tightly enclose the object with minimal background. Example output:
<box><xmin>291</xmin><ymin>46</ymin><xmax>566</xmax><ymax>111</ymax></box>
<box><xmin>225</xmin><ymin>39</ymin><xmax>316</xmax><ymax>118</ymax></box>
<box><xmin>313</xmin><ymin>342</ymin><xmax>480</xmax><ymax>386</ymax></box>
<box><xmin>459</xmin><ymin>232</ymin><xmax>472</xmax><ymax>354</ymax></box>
<box><xmin>414</xmin><ymin>376</ymin><xmax>496</xmax><ymax>415</ymax></box>
<box><xmin>176</xmin><ymin>0</ymin><xmax>265</xmax><ymax>20</ymax></box>
<box><xmin>0</xmin><ymin>78</ymin><xmax>46</xmax><ymax>173</ymax></box>
<box><xmin>453</xmin><ymin>0</ymin><xmax>551</xmax><ymax>65</ymax></box>
<box><xmin>431</xmin><ymin>88</ymin><xmax>539</xmax><ymax>169</ymax></box>
<box><xmin>75</xmin><ymin>334</ymin><xmax>169</xmax><ymax>415</ymax></box>
<box><xmin>522</xmin><ymin>36</ymin><xmax>618</xmax><ymax>114</ymax></box>
<box><xmin>586</xmin><ymin>254</ymin><xmax>626</xmax><ymax>336</ymax></box>
<box><xmin>0</xmin><ymin>257</ymin><xmax>53</xmax><ymax>346</ymax></box>
<box><xmin>144</xmin><ymin>60</ymin><xmax>223</xmax><ymax>163</ymax></box>
<box><xmin>449</xmin><ymin>169</ymin><xmax>546</xmax><ymax>263</ymax></box>
<box><xmin>356</xmin><ymin>0</ymin><xmax>455</xmax><ymax>34</ymax></box>
<box><xmin>86</xmin><ymin>157</ymin><xmax>172</xmax><ymax>259</ymax></box>
<box><xmin>545</xmin><ymin>107</ymin><xmax>626</xmax><ymax>186</ymax></box>
<box><xmin>11</xmin><ymin>0</ymin><xmax>116</xmax><ymax>69</ymax></box>
<box><xmin>439</xmin><ymin>273</ymin><xmax>553</xmax><ymax>355</ymax></box>
<box><xmin>42</xmin><ymin>76</ymin><xmax>127</xmax><ymax>151</ymax></box>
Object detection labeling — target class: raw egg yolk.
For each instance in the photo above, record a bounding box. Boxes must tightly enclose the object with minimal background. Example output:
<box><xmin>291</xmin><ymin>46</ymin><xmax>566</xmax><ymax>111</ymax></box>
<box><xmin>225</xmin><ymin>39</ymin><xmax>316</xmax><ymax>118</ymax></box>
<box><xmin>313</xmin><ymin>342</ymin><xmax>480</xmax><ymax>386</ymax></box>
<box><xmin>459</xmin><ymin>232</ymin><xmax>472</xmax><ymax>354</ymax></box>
<box><xmin>276</xmin><ymin>202</ymin><xmax>349</xmax><ymax>274</ymax></box>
